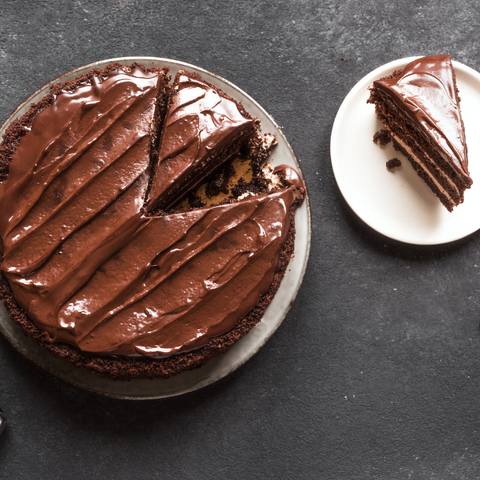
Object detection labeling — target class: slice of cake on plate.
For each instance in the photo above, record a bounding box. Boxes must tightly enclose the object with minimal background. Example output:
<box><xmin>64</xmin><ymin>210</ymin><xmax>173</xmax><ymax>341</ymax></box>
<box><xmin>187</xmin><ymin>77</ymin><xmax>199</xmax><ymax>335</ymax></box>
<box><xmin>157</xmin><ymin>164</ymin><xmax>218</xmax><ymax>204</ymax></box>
<box><xmin>368</xmin><ymin>54</ymin><xmax>472</xmax><ymax>212</ymax></box>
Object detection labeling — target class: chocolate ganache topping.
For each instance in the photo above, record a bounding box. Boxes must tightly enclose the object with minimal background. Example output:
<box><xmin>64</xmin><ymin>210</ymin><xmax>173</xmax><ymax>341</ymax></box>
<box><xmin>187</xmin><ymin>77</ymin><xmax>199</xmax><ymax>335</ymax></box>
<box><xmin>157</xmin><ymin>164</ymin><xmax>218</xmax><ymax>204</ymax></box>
<box><xmin>0</xmin><ymin>64</ymin><xmax>304</xmax><ymax>358</ymax></box>
<box><xmin>374</xmin><ymin>54</ymin><xmax>471</xmax><ymax>185</ymax></box>
<box><xmin>50</xmin><ymin>188</ymin><xmax>299</xmax><ymax>356</ymax></box>
<box><xmin>148</xmin><ymin>70</ymin><xmax>256</xmax><ymax>211</ymax></box>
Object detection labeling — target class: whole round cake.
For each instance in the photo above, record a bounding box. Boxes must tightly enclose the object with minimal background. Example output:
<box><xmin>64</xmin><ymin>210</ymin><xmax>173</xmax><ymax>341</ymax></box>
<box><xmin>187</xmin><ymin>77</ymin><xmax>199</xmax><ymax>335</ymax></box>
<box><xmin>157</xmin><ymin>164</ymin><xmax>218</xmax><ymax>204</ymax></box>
<box><xmin>0</xmin><ymin>62</ymin><xmax>305</xmax><ymax>380</ymax></box>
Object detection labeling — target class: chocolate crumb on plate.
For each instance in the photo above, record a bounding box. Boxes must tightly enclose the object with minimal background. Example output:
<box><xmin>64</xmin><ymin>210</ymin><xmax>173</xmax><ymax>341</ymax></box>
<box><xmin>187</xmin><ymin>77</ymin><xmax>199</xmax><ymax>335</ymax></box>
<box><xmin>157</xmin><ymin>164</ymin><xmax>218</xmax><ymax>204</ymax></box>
<box><xmin>373</xmin><ymin>129</ymin><xmax>391</xmax><ymax>146</ymax></box>
<box><xmin>386</xmin><ymin>158</ymin><xmax>402</xmax><ymax>170</ymax></box>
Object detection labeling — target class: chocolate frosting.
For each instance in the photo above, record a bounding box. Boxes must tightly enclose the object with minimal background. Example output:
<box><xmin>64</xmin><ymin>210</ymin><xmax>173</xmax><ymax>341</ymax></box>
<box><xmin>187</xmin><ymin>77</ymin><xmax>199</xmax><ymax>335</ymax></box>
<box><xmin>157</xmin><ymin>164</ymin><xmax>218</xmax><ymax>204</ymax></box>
<box><xmin>50</xmin><ymin>188</ymin><xmax>299</xmax><ymax>356</ymax></box>
<box><xmin>148</xmin><ymin>71</ymin><xmax>255</xmax><ymax>211</ymax></box>
<box><xmin>0</xmin><ymin>66</ymin><xmax>304</xmax><ymax>358</ymax></box>
<box><xmin>274</xmin><ymin>165</ymin><xmax>305</xmax><ymax>200</ymax></box>
<box><xmin>374</xmin><ymin>54</ymin><xmax>471</xmax><ymax>185</ymax></box>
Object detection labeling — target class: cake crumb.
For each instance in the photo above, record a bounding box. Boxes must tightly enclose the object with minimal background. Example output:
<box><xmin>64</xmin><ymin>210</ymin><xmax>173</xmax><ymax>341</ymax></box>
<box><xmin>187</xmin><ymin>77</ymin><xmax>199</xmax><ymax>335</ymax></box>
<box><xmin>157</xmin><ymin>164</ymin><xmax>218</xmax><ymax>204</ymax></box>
<box><xmin>373</xmin><ymin>129</ymin><xmax>391</xmax><ymax>146</ymax></box>
<box><xmin>386</xmin><ymin>158</ymin><xmax>402</xmax><ymax>171</ymax></box>
<box><xmin>205</xmin><ymin>161</ymin><xmax>236</xmax><ymax>198</ymax></box>
<box><xmin>187</xmin><ymin>192</ymin><xmax>206</xmax><ymax>209</ymax></box>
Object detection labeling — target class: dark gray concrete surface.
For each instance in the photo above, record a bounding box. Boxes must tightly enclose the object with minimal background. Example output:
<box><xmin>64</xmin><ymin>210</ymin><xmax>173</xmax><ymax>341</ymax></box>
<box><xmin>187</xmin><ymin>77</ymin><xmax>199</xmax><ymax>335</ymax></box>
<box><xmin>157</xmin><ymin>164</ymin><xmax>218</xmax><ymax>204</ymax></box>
<box><xmin>2</xmin><ymin>1</ymin><xmax>480</xmax><ymax>478</ymax></box>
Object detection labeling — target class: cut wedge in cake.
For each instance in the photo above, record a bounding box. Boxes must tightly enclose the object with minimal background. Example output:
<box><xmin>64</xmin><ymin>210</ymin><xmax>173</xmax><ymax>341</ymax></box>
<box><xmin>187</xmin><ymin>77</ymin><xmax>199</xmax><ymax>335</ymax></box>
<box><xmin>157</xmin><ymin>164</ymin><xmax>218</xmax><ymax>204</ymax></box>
<box><xmin>0</xmin><ymin>62</ymin><xmax>305</xmax><ymax>380</ymax></box>
<box><xmin>367</xmin><ymin>54</ymin><xmax>472</xmax><ymax>212</ymax></box>
<box><xmin>147</xmin><ymin>70</ymin><xmax>259</xmax><ymax>212</ymax></box>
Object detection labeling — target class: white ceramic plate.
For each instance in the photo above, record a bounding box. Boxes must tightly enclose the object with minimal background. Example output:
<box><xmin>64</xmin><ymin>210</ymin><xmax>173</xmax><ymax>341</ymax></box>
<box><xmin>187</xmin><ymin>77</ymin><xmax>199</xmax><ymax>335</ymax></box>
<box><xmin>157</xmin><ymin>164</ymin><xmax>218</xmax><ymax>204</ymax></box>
<box><xmin>0</xmin><ymin>57</ymin><xmax>311</xmax><ymax>399</ymax></box>
<box><xmin>331</xmin><ymin>57</ymin><xmax>480</xmax><ymax>245</ymax></box>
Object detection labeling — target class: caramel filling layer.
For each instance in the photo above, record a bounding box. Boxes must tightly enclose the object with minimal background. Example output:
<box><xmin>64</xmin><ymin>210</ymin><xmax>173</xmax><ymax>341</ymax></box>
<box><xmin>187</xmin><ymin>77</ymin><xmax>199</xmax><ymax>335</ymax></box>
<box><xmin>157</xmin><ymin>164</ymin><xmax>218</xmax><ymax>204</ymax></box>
<box><xmin>386</xmin><ymin>128</ymin><xmax>460</xmax><ymax>203</ymax></box>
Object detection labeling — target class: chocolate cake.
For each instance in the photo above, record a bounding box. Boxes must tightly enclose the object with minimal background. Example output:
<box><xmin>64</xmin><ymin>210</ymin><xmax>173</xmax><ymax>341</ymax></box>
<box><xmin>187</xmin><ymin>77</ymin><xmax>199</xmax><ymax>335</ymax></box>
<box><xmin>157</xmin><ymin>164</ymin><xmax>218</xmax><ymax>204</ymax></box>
<box><xmin>0</xmin><ymin>62</ymin><xmax>305</xmax><ymax>380</ymax></box>
<box><xmin>368</xmin><ymin>54</ymin><xmax>472</xmax><ymax>212</ymax></box>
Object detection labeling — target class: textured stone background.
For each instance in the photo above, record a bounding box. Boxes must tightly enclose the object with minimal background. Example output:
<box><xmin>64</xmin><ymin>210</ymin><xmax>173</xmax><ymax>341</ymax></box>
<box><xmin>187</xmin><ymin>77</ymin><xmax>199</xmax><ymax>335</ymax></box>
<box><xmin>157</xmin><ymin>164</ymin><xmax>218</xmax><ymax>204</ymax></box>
<box><xmin>2</xmin><ymin>1</ymin><xmax>480</xmax><ymax>479</ymax></box>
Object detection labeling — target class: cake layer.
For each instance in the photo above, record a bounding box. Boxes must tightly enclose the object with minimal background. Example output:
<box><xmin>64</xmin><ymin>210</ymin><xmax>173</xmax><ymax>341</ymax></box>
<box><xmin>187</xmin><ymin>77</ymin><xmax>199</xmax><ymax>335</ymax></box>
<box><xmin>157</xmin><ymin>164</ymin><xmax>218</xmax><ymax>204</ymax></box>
<box><xmin>391</xmin><ymin>134</ymin><xmax>458</xmax><ymax>211</ymax></box>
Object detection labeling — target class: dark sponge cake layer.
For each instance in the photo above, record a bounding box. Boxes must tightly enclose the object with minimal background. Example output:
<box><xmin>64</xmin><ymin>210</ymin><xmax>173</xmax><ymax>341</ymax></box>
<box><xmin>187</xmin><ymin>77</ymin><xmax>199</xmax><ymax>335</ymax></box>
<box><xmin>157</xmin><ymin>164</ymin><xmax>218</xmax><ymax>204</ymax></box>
<box><xmin>0</xmin><ymin>63</ymin><xmax>304</xmax><ymax>380</ymax></box>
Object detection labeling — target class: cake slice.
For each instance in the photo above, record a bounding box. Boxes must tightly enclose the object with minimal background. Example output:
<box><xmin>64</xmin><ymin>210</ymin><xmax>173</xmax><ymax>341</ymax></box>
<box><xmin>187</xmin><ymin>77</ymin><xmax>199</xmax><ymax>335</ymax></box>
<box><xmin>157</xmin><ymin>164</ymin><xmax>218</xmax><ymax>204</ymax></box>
<box><xmin>0</xmin><ymin>62</ymin><xmax>170</xmax><ymax>246</ymax></box>
<box><xmin>367</xmin><ymin>54</ymin><xmax>472</xmax><ymax>212</ymax></box>
<box><xmin>147</xmin><ymin>70</ymin><xmax>259</xmax><ymax>212</ymax></box>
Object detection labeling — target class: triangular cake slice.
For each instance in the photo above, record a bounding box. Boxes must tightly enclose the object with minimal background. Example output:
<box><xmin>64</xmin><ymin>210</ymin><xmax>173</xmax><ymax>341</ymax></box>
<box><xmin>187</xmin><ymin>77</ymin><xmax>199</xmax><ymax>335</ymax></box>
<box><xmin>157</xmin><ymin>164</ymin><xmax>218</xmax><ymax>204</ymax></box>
<box><xmin>368</xmin><ymin>54</ymin><xmax>472</xmax><ymax>212</ymax></box>
<box><xmin>0</xmin><ymin>63</ymin><xmax>170</xmax><ymax>248</ymax></box>
<box><xmin>147</xmin><ymin>70</ymin><xmax>258</xmax><ymax>212</ymax></box>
